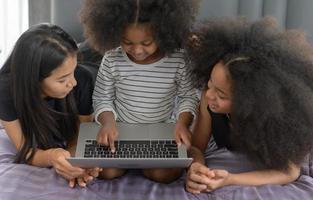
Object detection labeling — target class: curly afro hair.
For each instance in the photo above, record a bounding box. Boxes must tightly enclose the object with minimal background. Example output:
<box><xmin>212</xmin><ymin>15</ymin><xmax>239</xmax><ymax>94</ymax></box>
<box><xmin>187</xmin><ymin>17</ymin><xmax>313</xmax><ymax>171</ymax></box>
<box><xmin>80</xmin><ymin>0</ymin><xmax>197</xmax><ymax>54</ymax></box>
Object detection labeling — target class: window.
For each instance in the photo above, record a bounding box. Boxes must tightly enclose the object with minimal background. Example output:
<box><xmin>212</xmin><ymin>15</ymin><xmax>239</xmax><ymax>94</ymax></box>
<box><xmin>0</xmin><ymin>0</ymin><xmax>29</xmax><ymax>67</ymax></box>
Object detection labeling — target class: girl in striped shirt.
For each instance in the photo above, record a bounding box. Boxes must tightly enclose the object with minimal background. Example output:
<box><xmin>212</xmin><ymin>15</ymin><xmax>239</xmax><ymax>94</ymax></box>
<box><xmin>80</xmin><ymin>0</ymin><xmax>199</xmax><ymax>183</ymax></box>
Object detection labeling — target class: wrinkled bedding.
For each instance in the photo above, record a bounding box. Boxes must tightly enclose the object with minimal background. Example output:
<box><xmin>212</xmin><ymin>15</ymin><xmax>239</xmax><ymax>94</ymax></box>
<box><xmin>0</xmin><ymin>128</ymin><xmax>312</xmax><ymax>200</ymax></box>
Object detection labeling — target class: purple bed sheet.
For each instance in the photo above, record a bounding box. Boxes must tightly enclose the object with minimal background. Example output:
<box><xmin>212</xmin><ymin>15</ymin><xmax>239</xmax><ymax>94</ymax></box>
<box><xmin>0</xmin><ymin>128</ymin><xmax>312</xmax><ymax>200</ymax></box>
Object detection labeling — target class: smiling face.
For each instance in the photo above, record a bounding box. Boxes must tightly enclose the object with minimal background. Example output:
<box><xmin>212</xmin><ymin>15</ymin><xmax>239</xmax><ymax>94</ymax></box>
<box><xmin>121</xmin><ymin>23</ymin><xmax>162</xmax><ymax>64</ymax></box>
<box><xmin>41</xmin><ymin>54</ymin><xmax>77</xmax><ymax>99</ymax></box>
<box><xmin>205</xmin><ymin>61</ymin><xmax>232</xmax><ymax>114</ymax></box>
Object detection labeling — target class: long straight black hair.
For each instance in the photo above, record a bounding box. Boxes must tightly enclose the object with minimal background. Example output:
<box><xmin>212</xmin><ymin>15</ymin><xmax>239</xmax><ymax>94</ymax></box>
<box><xmin>0</xmin><ymin>24</ymin><xmax>79</xmax><ymax>163</ymax></box>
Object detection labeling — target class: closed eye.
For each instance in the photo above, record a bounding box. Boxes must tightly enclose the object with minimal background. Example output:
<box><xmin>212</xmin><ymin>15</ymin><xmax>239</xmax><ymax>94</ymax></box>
<box><xmin>122</xmin><ymin>41</ymin><xmax>132</xmax><ymax>45</ymax></box>
<box><xmin>142</xmin><ymin>41</ymin><xmax>153</xmax><ymax>46</ymax></box>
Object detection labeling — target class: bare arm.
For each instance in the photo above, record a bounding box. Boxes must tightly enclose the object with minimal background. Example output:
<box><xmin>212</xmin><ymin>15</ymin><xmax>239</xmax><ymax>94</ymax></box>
<box><xmin>97</xmin><ymin>111</ymin><xmax>115</xmax><ymax>126</ymax></box>
<box><xmin>186</xmin><ymin>103</ymin><xmax>212</xmax><ymax>189</ymax></box>
<box><xmin>1</xmin><ymin>120</ymin><xmax>62</xmax><ymax>167</ymax></box>
<box><xmin>192</xmin><ymin>91</ymin><xmax>212</xmax><ymax>152</ymax></box>
<box><xmin>202</xmin><ymin>163</ymin><xmax>300</xmax><ymax>192</ymax></box>
<box><xmin>187</xmin><ymin>146</ymin><xmax>206</xmax><ymax>165</ymax></box>
<box><xmin>1</xmin><ymin>114</ymin><xmax>93</xmax><ymax>166</ymax></box>
<box><xmin>185</xmin><ymin>91</ymin><xmax>214</xmax><ymax>193</ymax></box>
<box><xmin>1</xmin><ymin>120</ymin><xmax>51</xmax><ymax>166</ymax></box>
<box><xmin>187</xmin><ymin>91</ymin><xmax>212</xmax><ymax>168</ymax></box>
<box><xmin>1</xmin><ymin>120</ymin><xmax>80</xmax><ymax>169</ymax></box>
<box><xmin>79</xmin><ymin>114</ymin><xmax>94</xmax><ymax>123</ymax></box>
<box><xmin>1</xmin><ymin>118</ymin><xmax>102</xmax><ymax>188</ymax></box>
<box><xmin>177</xmin><ymin>112</ymin><xmax>193</xmax><ymax>127</ymax></box>
<box><xmin>223</xmin><ymin>163</ymin><xmax>300</xmax><ymax>186</ymax></box>
<box><xmin>1</xmin><ymin>120</ymin><xmax>24</xmax><ymax>150</ymax></box>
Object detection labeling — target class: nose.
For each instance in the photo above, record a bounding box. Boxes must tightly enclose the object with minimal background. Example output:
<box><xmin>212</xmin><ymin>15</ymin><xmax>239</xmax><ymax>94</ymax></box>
<box><xmin>132</xmin><ymin>45</ymin><xmax>144</xmax><ymax>55</ymax></box>
<box><xmin>67</xmin><ymin>76</ymin><xmax>77</xmax><ymax>88</ymax></box>
<box><xmin>72</xmin><ymin>77</ymin><xmax>77</xmax><ymax>87</ymax></box>
<box><xmin>205</xmin><ymin>88</ymin><xmax>216</xmax><ymax>101</ymax></box>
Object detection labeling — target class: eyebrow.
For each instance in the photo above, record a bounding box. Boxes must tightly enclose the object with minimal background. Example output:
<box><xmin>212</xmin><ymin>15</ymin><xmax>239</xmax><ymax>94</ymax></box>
<box><xmin>216</xmin><ymin>87</ymin><xmax>228</xmax><ymax>96</ymax></box>
<box><xmin>122</xmin><ymin>38</ymin><xmax>153</xmax><ymax>43</ymax></box>
<box><xmin>56</xmin><ymin>73</ymin><xmax>72</xmax><ymax>80</ymax></box>
<box><xmin>209</xmin><ymin>80</ymin><xmax>228</xmax><ymax>96</ymax></box>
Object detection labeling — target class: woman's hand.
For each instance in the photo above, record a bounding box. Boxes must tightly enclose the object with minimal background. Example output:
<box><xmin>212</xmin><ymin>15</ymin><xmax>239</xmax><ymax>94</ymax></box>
<box><xmin>205</xmin><ymin>169</ymin><xmax>230</xmax><ymax>192</ymax></box>
<box><xmin>185</xmin><ymin>162</ymin><xmax>215</xmax><ymax>194</ymax></box>
<box><xmin>48</xmin><ymin>148</ymin><xmax>85</xmax><ymax>180</ymax></box>
<box><xmin>69</xmin><ymin>167</ymin><xmax>103</xmax><ymax>188</ymax></box>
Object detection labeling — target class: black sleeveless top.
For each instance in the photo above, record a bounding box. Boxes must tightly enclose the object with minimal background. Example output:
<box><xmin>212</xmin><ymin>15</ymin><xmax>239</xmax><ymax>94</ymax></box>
<box><xmin>208</xmin><ymin>107</ymin><xmax>232</xmax><ymax>149</ymax></box>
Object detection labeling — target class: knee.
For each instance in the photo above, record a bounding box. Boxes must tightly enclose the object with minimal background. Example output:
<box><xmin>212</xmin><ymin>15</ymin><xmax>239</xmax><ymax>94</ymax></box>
<box><xmin>99</xmin><ymin>168</ymin><xmax>125</xmax><ymax>180</ymax></box>
<box><xmin>143</xmin><ymin>168</ymin><xmax>183</xmax><ymax>184</ymax></box>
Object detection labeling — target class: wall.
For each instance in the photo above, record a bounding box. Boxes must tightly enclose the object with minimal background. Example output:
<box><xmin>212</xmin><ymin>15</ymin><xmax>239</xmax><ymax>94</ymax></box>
<box><xmin>28</xmin><ymin>0</ymin><xmax>313</xmax><ymax>43</ymax></box>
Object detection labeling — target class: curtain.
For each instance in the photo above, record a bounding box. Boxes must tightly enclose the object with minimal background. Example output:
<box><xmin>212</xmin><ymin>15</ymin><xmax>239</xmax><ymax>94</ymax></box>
<box><xmin>0</xmin><ymin>0</ymin><xmax>29</xmax><ymax>67</ymax></box>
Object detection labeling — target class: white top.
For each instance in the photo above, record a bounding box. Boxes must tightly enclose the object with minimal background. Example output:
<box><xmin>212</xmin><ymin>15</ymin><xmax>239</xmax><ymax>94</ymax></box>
<box><xmin>93</xmin><ymin>47</ymin><xmax>198</xmax><ymax>123</ymax></box>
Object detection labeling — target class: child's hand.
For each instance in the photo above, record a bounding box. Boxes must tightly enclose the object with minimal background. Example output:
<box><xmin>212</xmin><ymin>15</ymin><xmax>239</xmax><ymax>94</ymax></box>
<box><xmin>205</xmin><ymin>169</ymin><xmax>230</xmax><ymax>192</ymax></box>
<box><xmin>49</xmin><ymin>148</ymin><xmax>85</xmax><ymax>180</ymax></box>
<box><xmin>97</xmin><ymin>123</ymin><xmax>119</xmax><ymax>152</ymax></box>
<box><xmin>174</xmin><ymin>122</ymin><xmax>191</xmax><ymax>147</ymax></box>
<box><xmin>185</xmin><ymin>162</ymin><xmax>215</xmax><ymax>194</ymax></box>
<box><xmin>68</xmin><ymin>167</ymin><xmax>103</xmax><ymax>188</ymax></box>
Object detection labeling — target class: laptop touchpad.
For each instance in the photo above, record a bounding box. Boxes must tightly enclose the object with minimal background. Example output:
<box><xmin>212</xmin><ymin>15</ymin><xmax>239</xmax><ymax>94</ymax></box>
<box><xmin>117</xmin><ymin>123</ymin><xmax>149</xmax><ymax>139</ymax></box>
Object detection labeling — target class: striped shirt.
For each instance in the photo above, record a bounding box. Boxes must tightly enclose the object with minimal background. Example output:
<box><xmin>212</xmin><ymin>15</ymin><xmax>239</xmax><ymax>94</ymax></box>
<box><xmin>93</xmin><ymin>47</ymin><xmax>198</xmax><ymax>123</ymax></box>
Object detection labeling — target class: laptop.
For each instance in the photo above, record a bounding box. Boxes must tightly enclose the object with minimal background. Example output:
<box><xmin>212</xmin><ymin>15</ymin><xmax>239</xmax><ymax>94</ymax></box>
<box><xmin>67</xmin><ymin>122</ymin><xmax>193</xmax><ymax>168</ymax></box>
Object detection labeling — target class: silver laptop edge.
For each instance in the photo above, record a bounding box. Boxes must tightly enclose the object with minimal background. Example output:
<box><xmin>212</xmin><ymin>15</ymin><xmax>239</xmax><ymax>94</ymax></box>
<box><xmin>67</xmin><ymin>158</ymin><xmax>192</xmax><ymax>168</ymax></box>
<box><xmin>68</xmin><ymin>122</ymin><xmax>193</xmax><ymax>168</ymax></box>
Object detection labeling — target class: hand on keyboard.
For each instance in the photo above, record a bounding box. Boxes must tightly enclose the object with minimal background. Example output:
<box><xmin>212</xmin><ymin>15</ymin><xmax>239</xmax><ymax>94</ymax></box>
<box><xmin>174</xmin><ymin>122</ymin><xmax>191</xmax><ymax>147</ymax></box>
<box><xmin>97</xmin><ymin>123</ymin><xmax>119</xmax><ymax>152</ymax></box>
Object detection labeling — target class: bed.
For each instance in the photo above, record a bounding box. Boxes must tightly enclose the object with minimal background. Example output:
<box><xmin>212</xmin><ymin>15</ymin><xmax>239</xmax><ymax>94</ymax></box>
<box><xmin>0</xmin><ymin>127</ymin><xmax>312</xmax><ymax>200</ymax></box>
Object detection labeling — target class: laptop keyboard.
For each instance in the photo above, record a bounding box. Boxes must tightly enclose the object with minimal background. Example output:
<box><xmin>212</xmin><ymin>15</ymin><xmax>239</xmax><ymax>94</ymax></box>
<box><xmin>83</xmin><ymin>139</ymin><xmax>179</xmax><ymax>158</ymax></box>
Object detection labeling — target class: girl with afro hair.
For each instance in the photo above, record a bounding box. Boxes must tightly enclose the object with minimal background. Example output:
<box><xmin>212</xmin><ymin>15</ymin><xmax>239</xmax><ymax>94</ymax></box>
<box><xmin>185</xmin><ymin>17</ymin><xmax>313</xmax><ymax>193</ymax></box>
<box><xmin>80</xmin><ymin>0</ymin><xmax>199</xmax><ymax>183</ymax></box>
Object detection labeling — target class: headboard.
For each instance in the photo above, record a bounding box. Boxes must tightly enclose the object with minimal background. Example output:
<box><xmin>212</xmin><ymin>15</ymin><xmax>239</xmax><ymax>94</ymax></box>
<box><xmin>197</xmin><ymin>0</ymin><xmax>313</xmax><ymax>42</ymax></box>
<box><xmin>29</xmin><ymin>0</ymin><xmax>313</xmax><ymax>43</ymax></box>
